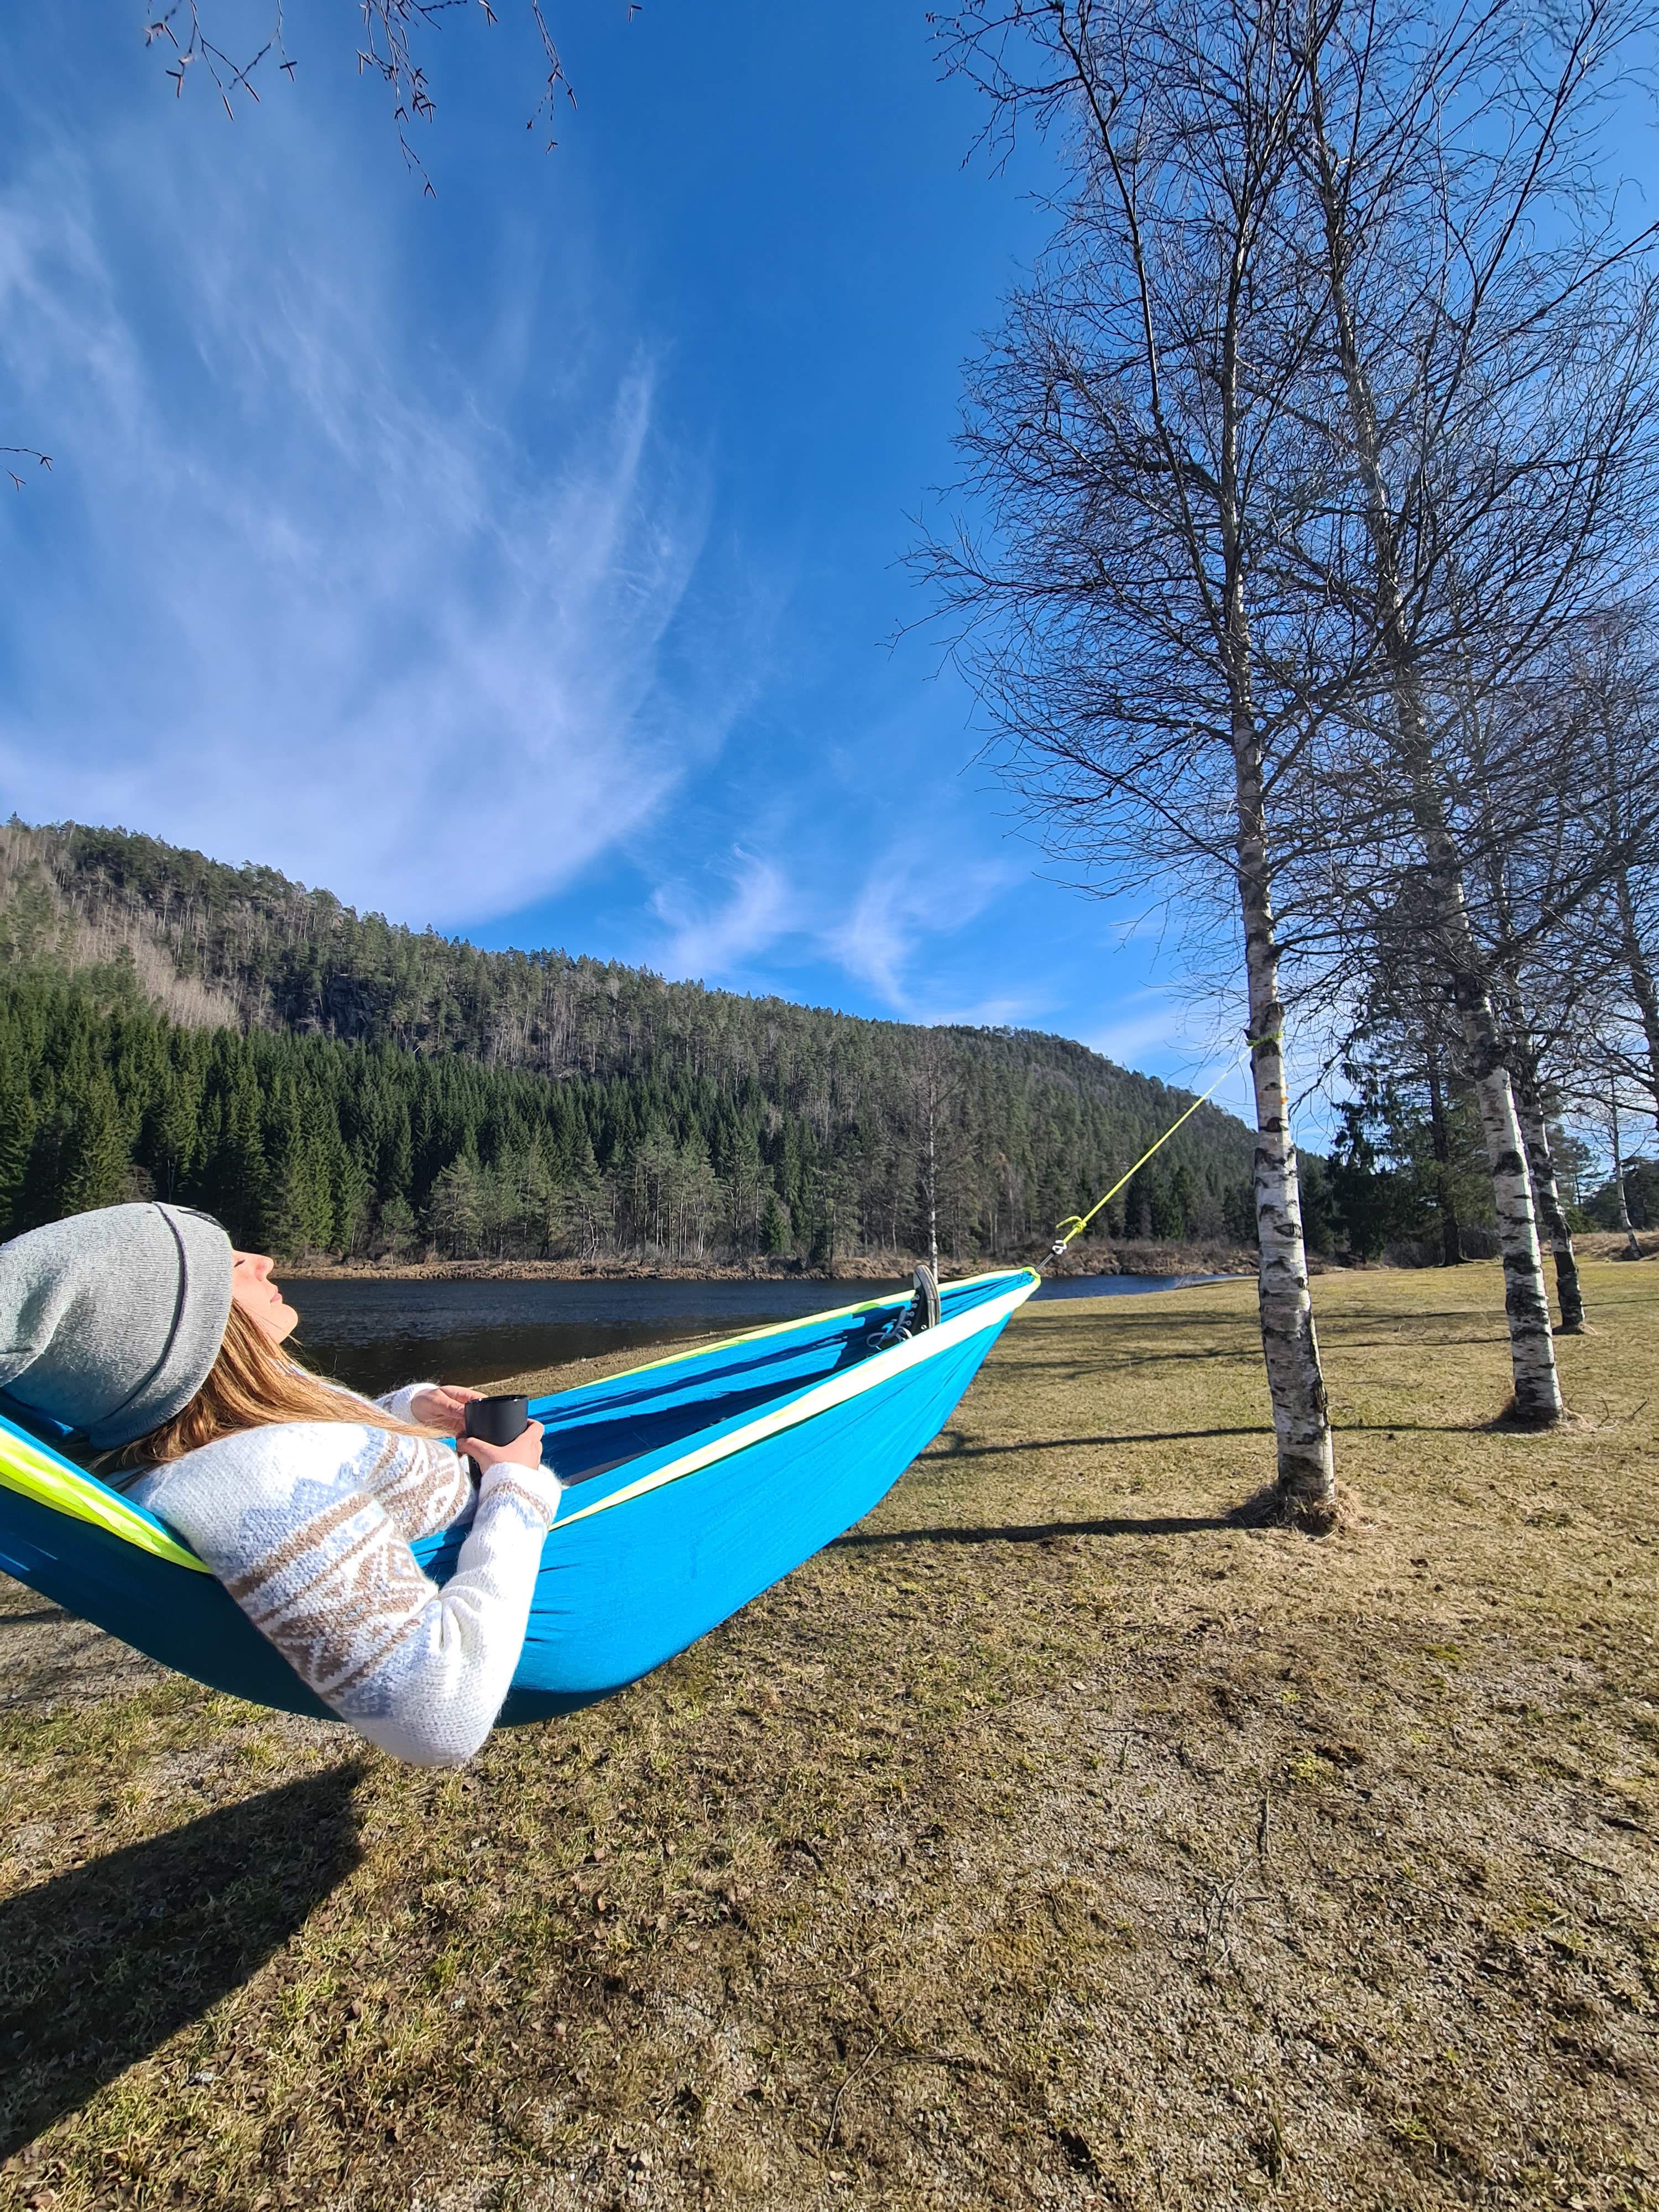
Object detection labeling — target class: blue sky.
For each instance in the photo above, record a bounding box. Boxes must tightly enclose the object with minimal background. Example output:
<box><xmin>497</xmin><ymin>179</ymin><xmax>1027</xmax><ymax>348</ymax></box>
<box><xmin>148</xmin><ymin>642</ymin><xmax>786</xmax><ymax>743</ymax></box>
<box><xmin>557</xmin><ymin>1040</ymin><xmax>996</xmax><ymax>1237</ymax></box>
<box><xmin>0</xmin><ymin>1</ymin><xmax>1266</xmax><ymax>1109</ymax></box>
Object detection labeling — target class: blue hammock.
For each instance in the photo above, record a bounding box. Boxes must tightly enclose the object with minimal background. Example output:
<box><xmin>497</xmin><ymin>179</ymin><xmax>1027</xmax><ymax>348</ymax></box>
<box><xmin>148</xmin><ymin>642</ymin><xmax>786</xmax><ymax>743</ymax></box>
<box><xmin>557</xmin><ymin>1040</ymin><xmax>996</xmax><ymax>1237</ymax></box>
<box><xmin>0</xmin><ymin>1268</ymin><xmax>1038</xmax><ymax>1725</ymax></box>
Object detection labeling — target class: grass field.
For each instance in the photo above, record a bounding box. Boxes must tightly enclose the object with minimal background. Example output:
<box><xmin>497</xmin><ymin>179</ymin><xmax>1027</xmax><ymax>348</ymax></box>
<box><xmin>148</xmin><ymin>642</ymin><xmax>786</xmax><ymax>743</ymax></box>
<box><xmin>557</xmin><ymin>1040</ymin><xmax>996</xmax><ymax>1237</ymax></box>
<box><xmin>2</xmin><ymin>1261</ymin><xmax>1656</xmax><ymax>2212</ymax></box>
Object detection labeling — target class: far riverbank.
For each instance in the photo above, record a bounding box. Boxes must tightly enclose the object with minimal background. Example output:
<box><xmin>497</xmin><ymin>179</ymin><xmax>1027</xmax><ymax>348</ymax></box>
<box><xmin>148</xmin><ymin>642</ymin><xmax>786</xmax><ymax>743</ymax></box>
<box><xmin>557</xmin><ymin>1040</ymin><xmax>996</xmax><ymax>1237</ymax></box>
<box><xmin>279</xmin><ymin>1237</ymin><xmax>1257</xmax><ymax>1287</ymax></box>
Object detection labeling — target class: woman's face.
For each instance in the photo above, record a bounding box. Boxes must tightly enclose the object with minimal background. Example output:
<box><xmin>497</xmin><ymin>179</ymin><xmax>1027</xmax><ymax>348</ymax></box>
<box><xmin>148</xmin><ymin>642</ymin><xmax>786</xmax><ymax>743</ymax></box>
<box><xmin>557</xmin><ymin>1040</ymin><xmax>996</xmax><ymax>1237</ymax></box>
<box><xmin>230</xmin><ymin>1250</ymin><xmax>300</xmax><ymax>1344</ymax></box>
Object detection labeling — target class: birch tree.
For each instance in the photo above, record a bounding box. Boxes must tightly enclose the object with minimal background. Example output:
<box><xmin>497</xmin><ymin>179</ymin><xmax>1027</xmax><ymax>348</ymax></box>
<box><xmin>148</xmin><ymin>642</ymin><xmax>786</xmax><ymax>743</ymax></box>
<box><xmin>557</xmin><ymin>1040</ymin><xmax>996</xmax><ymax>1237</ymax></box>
<box><xmin>1613</xmin><ymin>858</ymin><xmax>1659</xmax><ymax>1146</ymax></box>
<box><xmin>1575</xmin><ymin>614</ymin><xmax>1659</xmax><ymax>1142</ymax></box>
<box><xmin>1459</xmin><ymin>674</ymin><xmax>1609</xmax><ymax>1333</ymax></box>
<box><xmin>928</xmin><ymin>0</ymin><xmax>1341</xmax><ymax>1522</ymax></box>
<box><xmin>1312</xmin><ymin>618</ymin><xmax>1659</xmax><ymax>1334</ymax></box>
<box><xmin>1290</xmin><ymin>0</ymin><xmax>1659</xmax><ymax>1417</ymax></box>
<box><xmin>1605</xmin><ymin>1090</ymin><xmax>1645</xmax><ymax>1255</ymax></box>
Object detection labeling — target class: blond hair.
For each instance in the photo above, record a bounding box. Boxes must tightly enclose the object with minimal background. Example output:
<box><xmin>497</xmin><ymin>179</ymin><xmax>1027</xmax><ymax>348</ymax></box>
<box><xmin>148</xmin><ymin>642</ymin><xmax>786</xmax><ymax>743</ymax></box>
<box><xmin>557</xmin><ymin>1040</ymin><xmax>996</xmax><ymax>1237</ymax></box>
<box><xmin>116</xmin><ymin>1299</ymin><xmax>441</xmax><ymax>1470</ymax></box>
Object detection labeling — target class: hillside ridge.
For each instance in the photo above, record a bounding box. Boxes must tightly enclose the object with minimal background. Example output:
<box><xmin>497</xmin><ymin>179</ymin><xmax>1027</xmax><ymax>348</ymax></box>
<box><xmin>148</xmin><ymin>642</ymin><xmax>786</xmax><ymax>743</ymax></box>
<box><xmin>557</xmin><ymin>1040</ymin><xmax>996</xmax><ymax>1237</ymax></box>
<box><xmin>0</xmin><ymin>820</ymin><xmax>1256</xmax><ymax>1267</ymax></box>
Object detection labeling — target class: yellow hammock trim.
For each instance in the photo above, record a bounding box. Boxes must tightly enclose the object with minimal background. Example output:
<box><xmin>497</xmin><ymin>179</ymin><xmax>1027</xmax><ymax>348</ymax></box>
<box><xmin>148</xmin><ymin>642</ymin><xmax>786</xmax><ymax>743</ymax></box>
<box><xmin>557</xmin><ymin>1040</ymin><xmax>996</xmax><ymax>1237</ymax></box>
<box><xmin>0</xmin><ymin>1423</ymin><xmax>209</xmax><ymax>1572</ymax></box>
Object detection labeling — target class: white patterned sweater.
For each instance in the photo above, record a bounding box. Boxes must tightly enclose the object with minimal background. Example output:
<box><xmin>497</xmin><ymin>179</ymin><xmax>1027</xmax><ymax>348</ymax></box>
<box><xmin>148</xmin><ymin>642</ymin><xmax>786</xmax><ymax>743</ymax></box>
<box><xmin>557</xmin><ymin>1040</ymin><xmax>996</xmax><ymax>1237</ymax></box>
<box><xmin>123</xmin><ymin>1386</ymin><xmax>561</xmax><ymax>1767</ymax></box>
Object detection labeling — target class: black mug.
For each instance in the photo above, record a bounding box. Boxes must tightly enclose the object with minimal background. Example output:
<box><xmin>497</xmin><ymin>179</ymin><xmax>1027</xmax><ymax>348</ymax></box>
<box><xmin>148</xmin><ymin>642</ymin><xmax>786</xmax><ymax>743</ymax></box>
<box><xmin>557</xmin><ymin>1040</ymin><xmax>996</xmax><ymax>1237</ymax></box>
<box><xmin>462</xmin><ymin>1394</ymin><xmax>530</xmax><ymax>1447</ymax></box>
<box><xmin>461</xmin><ymin>1395</ymin><xmax>531</xmax><ymax>1478</ymax></box>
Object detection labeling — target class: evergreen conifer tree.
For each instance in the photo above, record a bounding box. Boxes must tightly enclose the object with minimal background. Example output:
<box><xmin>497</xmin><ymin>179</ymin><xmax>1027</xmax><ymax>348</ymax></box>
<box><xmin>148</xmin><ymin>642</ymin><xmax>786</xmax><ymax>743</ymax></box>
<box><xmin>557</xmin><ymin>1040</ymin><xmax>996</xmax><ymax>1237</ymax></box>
<box><xmin>0</xmin><ymin>1063</ymin><xmax>37</xmax><ymax>1235</ymax></box>
<box><xmin>60</xmin><ymin>1073</ymin><xmax>131</xmax><ymax>1216</ymax></box>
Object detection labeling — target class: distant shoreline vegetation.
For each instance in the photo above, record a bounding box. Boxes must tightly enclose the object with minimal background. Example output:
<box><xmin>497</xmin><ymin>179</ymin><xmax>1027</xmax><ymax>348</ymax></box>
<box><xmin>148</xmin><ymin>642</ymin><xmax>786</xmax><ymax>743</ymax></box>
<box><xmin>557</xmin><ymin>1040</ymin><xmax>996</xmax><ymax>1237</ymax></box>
<box><xmin>0</xmin><ymin>822</ymin><xmax>1259</xmax><ymax>1270</ymax></box>
<box><xmin>272</xmin><ymin>1239</ymin><xmax>1258</xmax><ymax>1284</ymax></box>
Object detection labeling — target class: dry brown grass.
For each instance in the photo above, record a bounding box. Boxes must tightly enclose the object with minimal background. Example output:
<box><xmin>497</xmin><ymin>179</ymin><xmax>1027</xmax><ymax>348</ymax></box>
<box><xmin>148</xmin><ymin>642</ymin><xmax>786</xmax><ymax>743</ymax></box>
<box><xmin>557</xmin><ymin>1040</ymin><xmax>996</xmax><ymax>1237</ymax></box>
<box><xmin>1574</xmin><ymin>1232</ymin><xmax>1659</xmax><ymax>1264</ymax></box>
<box><xmin>2</xmin><ymin>1261</ymin><xmax>1656</xmax><ymax>2212</ymax></box>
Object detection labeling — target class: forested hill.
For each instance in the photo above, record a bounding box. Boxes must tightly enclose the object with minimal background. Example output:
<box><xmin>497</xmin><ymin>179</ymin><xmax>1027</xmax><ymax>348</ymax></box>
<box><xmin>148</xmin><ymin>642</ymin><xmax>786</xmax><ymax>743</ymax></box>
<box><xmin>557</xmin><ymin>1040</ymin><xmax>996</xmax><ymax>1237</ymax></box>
<box><xmin>0</xmin><ymin>820</ymin><xmax>1256</xmax><ymax>1267</ymax></box>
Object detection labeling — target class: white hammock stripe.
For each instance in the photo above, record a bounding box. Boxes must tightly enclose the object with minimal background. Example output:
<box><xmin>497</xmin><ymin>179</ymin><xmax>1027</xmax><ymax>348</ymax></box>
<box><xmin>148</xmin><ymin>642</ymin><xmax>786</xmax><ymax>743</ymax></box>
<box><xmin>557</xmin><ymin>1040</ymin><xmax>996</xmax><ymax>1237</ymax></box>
<box><xmin>551</xmin><ymin>1272</ymin><xmax>1039</xmax><ymax>1531</ymax></box>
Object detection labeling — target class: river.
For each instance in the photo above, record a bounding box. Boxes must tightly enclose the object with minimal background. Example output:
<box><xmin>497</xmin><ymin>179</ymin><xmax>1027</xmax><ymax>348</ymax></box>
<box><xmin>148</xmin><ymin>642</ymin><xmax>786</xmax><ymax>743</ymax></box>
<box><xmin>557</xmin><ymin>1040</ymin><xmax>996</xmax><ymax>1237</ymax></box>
<box><xmin>284</xmin><ymin>1271</ymin><xmax>1229</xmax><ymax>1397</ymax></box>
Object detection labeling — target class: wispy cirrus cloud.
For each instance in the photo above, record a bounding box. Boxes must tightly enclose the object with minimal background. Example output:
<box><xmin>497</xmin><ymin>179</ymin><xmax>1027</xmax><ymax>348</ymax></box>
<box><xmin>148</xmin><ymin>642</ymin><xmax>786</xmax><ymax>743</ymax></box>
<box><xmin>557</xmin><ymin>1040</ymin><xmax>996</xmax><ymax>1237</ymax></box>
<box><xmin>0</xmin><ymin>106</ymin><xmax>742</xmax><ymax>927</ymax></box>
<box><xmin>634</xmin><ymin>830</ymin><xmax>1037</xmax><ymax>1025</ymax></box>
<box><xmin>828</xmin><ymin>841</ymin><xmax>1025</xmax><ymax>1020</ymax></box>
<box><xmin>650</xmin><ymin>849</ymin><xmax>797</xmax><ymax>982</ymax></box>
<box><xmin>1086</xmin><ymin>992</ymin><xmax>1192</xmax><ymax>1070</ymax></box>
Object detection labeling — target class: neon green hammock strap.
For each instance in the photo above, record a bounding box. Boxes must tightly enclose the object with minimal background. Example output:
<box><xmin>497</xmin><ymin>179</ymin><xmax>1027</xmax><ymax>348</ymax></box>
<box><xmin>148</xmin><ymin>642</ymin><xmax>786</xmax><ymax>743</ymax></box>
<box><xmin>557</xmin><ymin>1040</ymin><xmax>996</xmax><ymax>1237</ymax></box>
<box><xmin>1046</xmin><ymin>1030</ymin><xmax>1281</xmax><ymax>1260</ymax></box>
<box><xmin>0</xmin><ymin>1421</ymin><xmax>210</xmax><ymax>1572</ymax></box>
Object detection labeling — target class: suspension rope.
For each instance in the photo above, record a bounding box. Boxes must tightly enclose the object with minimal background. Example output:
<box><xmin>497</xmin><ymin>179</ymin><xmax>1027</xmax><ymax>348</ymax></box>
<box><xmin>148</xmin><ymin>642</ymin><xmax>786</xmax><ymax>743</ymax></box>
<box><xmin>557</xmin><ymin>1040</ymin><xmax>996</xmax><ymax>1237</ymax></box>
<box><xmin>1041</xmin><ymin>1030</ymin><xmax>1282</xmax><ymax>1269</ymax></box>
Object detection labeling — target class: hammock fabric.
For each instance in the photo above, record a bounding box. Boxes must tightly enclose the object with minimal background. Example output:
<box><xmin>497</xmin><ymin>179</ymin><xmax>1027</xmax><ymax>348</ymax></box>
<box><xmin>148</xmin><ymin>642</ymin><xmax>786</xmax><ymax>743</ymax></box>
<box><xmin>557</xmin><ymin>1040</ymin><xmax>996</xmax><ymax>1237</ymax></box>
<box><xmin>0</xmin><ymin>1267</ymin><xmax>1038</xmax><ymax>1725</ymax></box>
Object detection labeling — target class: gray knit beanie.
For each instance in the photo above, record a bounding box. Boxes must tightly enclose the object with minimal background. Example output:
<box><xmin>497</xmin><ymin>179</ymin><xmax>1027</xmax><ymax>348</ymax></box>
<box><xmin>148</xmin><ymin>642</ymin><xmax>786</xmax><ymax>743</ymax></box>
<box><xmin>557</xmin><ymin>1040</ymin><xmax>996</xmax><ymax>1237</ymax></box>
<box><xmin>0</xmin><ymin>1203</ymin><xmax>235</xmax><ymax>1448</ymax></box>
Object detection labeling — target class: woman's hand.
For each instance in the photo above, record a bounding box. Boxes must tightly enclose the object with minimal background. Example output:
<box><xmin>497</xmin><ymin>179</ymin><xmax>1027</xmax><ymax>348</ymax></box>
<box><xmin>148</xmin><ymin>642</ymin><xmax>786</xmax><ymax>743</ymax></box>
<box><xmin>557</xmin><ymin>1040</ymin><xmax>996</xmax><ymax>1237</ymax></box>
<box><xmin>407</xmin><ymin>1384</ymin><xmax>483</xmax><ymax>1431</ymax></box>
<box><xmin>463</xmin><ymin>1421</ymin><xmax>546</xmax><ymax>1474</ymax></box>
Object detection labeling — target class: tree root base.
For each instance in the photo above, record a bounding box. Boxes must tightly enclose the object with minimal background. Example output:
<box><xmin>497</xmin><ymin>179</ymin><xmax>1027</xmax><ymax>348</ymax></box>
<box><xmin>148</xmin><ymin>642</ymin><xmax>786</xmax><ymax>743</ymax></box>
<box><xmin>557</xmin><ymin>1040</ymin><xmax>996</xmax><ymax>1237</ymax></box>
<box><xmin>1489</xmin><ymin>1397</ymin><xmax>1584</xmax><ymax>1433</ymax></box>
<box><xmin>1230</xmin><ymin>1481</ymin><xmax>1357</xmax><ymax>1537</ymax></box>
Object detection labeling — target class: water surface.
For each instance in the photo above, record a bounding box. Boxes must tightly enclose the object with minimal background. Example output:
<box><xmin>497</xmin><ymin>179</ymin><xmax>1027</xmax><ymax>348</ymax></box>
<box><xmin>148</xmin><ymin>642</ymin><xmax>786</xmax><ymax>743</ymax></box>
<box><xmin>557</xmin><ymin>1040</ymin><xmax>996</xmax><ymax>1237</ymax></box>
<box><xmin>284</xmin><ymin>1270</ymin><xmax>1230</xmax><ymax>1397</ymax></box>
<box><xmin>1034</xmin><ymin>1271</ymin><xmax>1233</xmax><ymax>1302</ymax></box>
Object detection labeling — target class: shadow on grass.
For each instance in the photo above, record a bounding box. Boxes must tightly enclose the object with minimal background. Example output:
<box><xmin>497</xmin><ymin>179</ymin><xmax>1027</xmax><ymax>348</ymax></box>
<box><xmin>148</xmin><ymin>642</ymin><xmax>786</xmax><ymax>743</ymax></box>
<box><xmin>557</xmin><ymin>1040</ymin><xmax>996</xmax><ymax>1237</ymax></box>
<box><xmin>0</xmin><ymin>1765</ymin><xmax>363</xmax><ymax>2159</ymax></box>
<box><xmin>925</xmin><ymin>1426</ymin><xmax>1274</xmax><ymax>1459</ymax></box>
<box><xmin>925</xmin><ymin>1417</ymin><xmax>1492</xmax><ymax>1458</ymax></box>
<box><xmin>837</xmin><ymin>1512</ymin><xmax>1237</xmax><ymax>1547</ymax></box>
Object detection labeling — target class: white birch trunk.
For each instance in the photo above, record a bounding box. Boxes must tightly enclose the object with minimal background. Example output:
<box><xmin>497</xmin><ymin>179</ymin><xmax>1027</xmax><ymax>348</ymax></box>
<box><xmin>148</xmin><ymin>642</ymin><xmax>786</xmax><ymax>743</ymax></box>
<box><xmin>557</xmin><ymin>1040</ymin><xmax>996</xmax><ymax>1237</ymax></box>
<box><xmin>1231</xmin><ymin>707</ymin><xmax>1336</xmax><ymax>1521</ymax></box>
<box><xmin>1513</xmin><ymin>1076</ymin><xmax>1586</xmax><ymax>1332</ymax></box>
<box><xmin>1244</xmin><ymin>999</ymin><xmax>1335</xmax><ymax>1517</ymax></box>
<box><xmin>1208</xmin><ymin>158</ymin><xmax>1336</xmax><ymax>1524</ymax></box>
<box><xmin>1610</xmin><ymin>1094</ymin><xmax>1642</xmax><ymax>1258</ymax></box>
<box><xmin>1460</xmin><ymin>1057</ymin><xmax>1564</xmax><ymax>1414</ymax></box>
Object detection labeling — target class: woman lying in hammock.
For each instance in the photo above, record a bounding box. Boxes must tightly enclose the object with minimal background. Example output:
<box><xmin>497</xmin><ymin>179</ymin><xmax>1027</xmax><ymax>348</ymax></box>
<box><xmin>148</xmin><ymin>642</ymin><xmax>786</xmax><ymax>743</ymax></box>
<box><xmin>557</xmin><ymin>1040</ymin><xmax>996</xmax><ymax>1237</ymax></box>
<box><xmin>0</xmin><ymin>1202</ymin><xmax>557</xmax><ymax>1766</ymax></box>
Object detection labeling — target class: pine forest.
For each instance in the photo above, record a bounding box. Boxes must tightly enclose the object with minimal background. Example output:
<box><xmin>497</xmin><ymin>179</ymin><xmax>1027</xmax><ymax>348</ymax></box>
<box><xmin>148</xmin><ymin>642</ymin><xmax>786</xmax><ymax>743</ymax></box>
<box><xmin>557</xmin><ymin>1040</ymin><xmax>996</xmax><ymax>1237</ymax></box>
<box><xmin>0</xmin><ymin>821</ymin><xmax>1261</xmax><ymax>1269</ymax></box>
